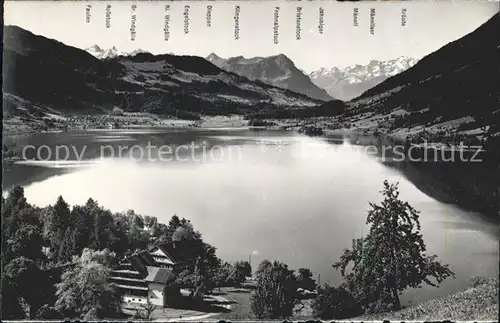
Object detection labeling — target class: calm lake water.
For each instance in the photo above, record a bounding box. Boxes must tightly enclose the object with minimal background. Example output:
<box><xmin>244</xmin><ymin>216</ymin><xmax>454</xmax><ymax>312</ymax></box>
<box><xmin>2</xmin><ymin>129</ymin><xmax>498</xmax><ymax>305</ymax></box>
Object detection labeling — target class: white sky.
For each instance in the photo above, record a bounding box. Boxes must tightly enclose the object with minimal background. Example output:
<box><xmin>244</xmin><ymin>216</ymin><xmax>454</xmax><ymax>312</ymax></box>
<box><xmin>4</xmin><ymin>0</ymin><xmax>498</xmax><ymax>72</ymax></box>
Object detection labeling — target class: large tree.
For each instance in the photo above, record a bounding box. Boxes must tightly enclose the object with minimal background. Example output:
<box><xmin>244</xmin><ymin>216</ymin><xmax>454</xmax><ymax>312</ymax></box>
<box><xmin>54</xmin><ymin>250</ymin><xmax>122</xmax><ymax>320</ymax></box>
<box><xmin>0</xmin><ymin>274</ymin><xmax>25</xmax><ymax>319</ymax></box>
<box><xmin>57</xmin><ymin>227</ymin><xmax>77</xmax><ymax>263</ymax></box>
<box><xmin>2</xmin><ymin>187</ymin><xmax>41</xmax><ymax>264</ymax></box>
<box><xmin>70</xmin><ymin>204</ymin><xmax>94</xmax><ymax>255</ymax></box>
<box><xmin>250</xmin><ymin>260</ymin><xmax>298</xmax><ymax>319</ymax></box>
<box><xmin>6</xmin><ymin>223</ymin><xmax>44</xmax><ymax>263</ymax></box>
<box><xmin>48</xmin><ymin>196</ymin><xmax>71</xmax><ymax>253</ymax></box>
<box><xmin>333</xmin><ymin>181</ymin><xmax>455</xmax><ymax>313</ymax></box>
<box><xmin>3</xmin><ymin>257</ymin><xmax>50</xmax><ymax>318</ymax></box>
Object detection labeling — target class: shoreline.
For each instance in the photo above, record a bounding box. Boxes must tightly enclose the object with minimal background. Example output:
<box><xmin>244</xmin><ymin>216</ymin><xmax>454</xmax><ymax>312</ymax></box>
<box><xmin>3</xmin><ymin>115</ymin><xmax>252</xmax><ymax>136</ymax></box>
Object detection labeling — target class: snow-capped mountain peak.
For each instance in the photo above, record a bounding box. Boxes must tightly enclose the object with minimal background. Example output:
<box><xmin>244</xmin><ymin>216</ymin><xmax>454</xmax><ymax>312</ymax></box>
<box><xmin>309</xmin><ymin>57</ymin><xmax>419</xmax><ymax>101</ymax></box>
<box><xmin>206</xmin><ymin>53</ymin><xmax>221</xmax><ymax>61</ymax></box>
<box><xmin>85</xmin><ymin>45</ymin><xmax>147</xmax><ymax>59</ymax></box>
<box><xmin>87</xmin><ymin>45</ymin><xmax>102</xmax><ymax>52</ymax></box>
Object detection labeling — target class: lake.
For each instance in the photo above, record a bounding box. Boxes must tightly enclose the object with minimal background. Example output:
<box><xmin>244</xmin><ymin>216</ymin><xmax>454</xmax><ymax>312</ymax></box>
<box><xmin>2</xmin><ymin>129</ymin><xmax>498</xmax><ymax>306</ymax></box>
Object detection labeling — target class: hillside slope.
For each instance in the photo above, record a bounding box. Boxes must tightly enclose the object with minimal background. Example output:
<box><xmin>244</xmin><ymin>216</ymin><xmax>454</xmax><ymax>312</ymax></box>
<box><xmin>336</xmin><ymin>13</ymin><xmax>500</xmax><ymax>141</ymax></box>
<box><xmin>358</xmin><ymin>278</ymin><xmax>498</xmax><ymax>321</ymax></box>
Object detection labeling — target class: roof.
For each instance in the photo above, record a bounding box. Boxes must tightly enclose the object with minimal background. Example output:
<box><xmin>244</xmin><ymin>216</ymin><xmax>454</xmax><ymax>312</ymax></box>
<box><xmin>121</xmin><ymin>242</ymin><xmax>193</xmax><ymax>279</ymax></box>
<box><xmin>109</xmin><ymin>276</ymin><xmax>145</xmax><ymax>283</ymax></box>
<box><xmin>128</xmin><ymin>251</ymin><xmax>156</xmax><ymax>277</ymax></box>
<box><xmin>144</xmin><ymin>266</ymin><xmax>175</xmax><ymax>284</ymax></box>
<box><xmin>113</xmin><ymin>284</ymin><xmax>148</xmax><ymax>291</ymax></box>
<box><xmin>150</xmin><ymin>241</ymin><xmax>191</xmax><ymax>265</ymax></box>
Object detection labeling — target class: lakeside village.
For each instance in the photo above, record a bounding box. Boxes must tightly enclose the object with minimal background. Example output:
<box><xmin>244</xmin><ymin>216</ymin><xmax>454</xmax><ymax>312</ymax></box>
<box><xmin>3</xmin><ymin>104</ymin><xmax>493</xmax><ymax>165</ymax></box>
<box><xmin>3</xmin><ymin>182</ymin><xmax>496</xmax><ymax>321</ymax></box>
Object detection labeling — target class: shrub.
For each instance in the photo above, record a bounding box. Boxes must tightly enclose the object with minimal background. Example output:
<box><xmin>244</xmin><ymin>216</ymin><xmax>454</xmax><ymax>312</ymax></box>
<box><xmin>110</xmin><ymin>106</ymin><xmax>124</xmax><ymax>115</ymax></box>
<box><xmin>471</xmin><ymin>276</ymin><xmax>489</xmax><ymax>288</ymax></box>
<box><xmin>250</xmin><ymin>260</ymin><xmax>297</xmax><ymax>319</ymax></box>
<box><xmin>312</xmin><ymin>284</ymin><xmax>363</xmax><ymax>319</ymax></box>
<box><xmin>35</xmin><ymin>304</ymin><xmax>62</xmax><ymax>319</ymax></box>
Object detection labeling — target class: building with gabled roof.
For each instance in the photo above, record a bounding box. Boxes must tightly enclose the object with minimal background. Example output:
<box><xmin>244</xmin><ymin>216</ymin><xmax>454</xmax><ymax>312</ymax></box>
<box><xmin>110</xmin><ymin>241</ymin><xmax>191</xmax><ymax>306</ymax></box>
<box><xmin>149</xmin><ymin>241</ymin><xmax>190</xmax><ymax>268</ymax></box>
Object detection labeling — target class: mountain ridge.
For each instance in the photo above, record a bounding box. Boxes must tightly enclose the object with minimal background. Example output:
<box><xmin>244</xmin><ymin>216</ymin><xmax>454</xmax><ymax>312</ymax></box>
<box><xmin>206</xmin><ymin>53</ymin><xmax>334</xmax><ymax>102</ymax></box>
<box><xmin>323</xmin><ymin>13</ymin><xmax>500</xmax><ymax>142</ymax></box>
<box><xmin>3</xmin><ymin>25</ymin><xmax>324</xmax><ymax>132</ymax></box>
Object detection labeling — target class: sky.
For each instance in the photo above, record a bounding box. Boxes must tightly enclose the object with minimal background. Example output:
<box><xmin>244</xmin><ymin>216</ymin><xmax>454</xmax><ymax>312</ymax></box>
<box><xmin>4</xmin><ymin>0</ymin><xmax>499</xmax><ymax>72</ymax></box>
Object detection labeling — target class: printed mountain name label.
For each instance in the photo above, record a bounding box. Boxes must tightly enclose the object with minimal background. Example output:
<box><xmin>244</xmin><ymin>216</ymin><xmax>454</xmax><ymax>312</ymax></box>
<box><xmin>184</xmin><ymin>5</ymin><xmax>190</xmax><ymax>34</ymax></box>
<box><xmin>274</xmin><ymin>6</ymin><xmax>280</xmax><ymax>44</ymax></box>
<box><xmin>234</xmin><ymin>6</ymin><xmax>240</xmax><ymax>40</ymax></box>
<box><xmin>370</xmin><ymin>8</ymin><xmax>376</xmax><ymax>35</ymax></box>
<box><xmin>318</xmin><ymin>7</ymin><xmax>325</xmax><ymax>33</ymax></box>
<box><xmin>85</xmin><ymin>5</ymin><xmax>91</xmax><ymax>24</ymax></box>
<box><xmin>164</xmin><ymin>5</ymin><xmax>170</xmax><ymax>41</ymax></box>
<box><xmin>130</xmin><ymin>5</ymin><xmax>137</xmax><ymax>41</ymax></box>
<box><xmin>206</xmin><ymin>5</ymin><xmax>212</xmax><ymax>27</ymax></box>
<box><xmin>296</xmin><ymin>7</ymin><xmax>303</xmax><ymax>40</ymax></box>
<box><xmin>105</xmin><ymin>4</ymin><xmax>111</xmax><ymax>28</ymax></box>
<box><xmin>92</xmin><ymin>4</ymin><xmax>409</xmax><ymax>39</ymax></box>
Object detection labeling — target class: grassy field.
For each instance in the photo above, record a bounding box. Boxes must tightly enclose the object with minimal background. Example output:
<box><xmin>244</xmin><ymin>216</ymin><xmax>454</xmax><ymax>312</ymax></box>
<box><xmin>211</xmin><ymin>288</ymin><xmax>253</xmax><ymax>320</ymax></box>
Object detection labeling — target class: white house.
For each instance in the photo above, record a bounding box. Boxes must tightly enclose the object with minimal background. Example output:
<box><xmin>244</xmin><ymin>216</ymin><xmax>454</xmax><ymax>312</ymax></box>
<box><xmin>110</xmin><ymin>242</ymin><xmax>190</xmax><ymax>307</ymax></box>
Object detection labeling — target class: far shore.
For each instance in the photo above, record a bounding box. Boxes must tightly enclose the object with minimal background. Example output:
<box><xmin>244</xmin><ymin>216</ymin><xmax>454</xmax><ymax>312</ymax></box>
<box><xmin>3</xmin><ymin>115</ymin><xmax>253</xmax><ymax>137</ymax></box>
<box><xmin>3</xmin><ymin>114</ymin><xmax>492</xmax><ymax>151</ymax></box>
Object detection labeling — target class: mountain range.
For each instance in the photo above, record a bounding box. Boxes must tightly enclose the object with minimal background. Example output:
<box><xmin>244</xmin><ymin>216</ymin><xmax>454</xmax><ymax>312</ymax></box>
<box><xmin>309</xmin><ymin>57</ymin><xmax>418</xmax><ymax>101</ymax></box>
<box><xmin>325</xmin><ymin>12</ymin><xmax>500</xmax><ymax>140</ymax></box>
<box><xmin>206</xmin><ymin>53</ymin><xmax>333</xmax><ymax>102</ymax></box>
<box><xmin>84</xmin><ymin>48</ymin><xmax>417</xmax><ymax>103</ymax></box>
<box><xmin>3</xmin><ymin>25</ymin><xmax>323</xmax><ymax>131</ymax></box>
<box><xmin>3</xmin><ymin>12</ymin><xmax>499</xmax><ymax>141</ymax></box>
<box><xmin>85</xmin><ymin>45</ymin><xmax>147</xmax><ymax>60</ymax></box>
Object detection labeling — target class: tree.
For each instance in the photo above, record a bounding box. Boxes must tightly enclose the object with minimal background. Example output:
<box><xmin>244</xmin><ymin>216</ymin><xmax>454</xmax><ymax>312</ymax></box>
<box><xmin>192</xmin><ymin>257</ymin><xmax>209</xmax><ymax>299</ymax></box>
<box><xmin>227</xmin><ymin>261</ymin><xmax>250</xmax><ymax>287</ymax></box>
<box><xmin>79</xmin><ymin>248</ymin><xmax>117</xmax><ymax>267</ymax></box>
<box><xmin>49</xmin><ymin>196</ymin><xmax>71</xmax><ymax>253</ymax></box>
<box><xmin>296</xmin><ymin>268</ymin><xmax>316</xmax><ymax>291</ymax></box>
<box><xmin>168</xmin><ymin>217</ymin><xmax>220</xmax><ymax>296</ymax></box>
<box><xmin>58</xmin><ymin>227</ymin><xmax>77</xmax><ymax>263</ymax></box>
<box><xmin>3</xmin><ymin>257</ymin><xmax>48</xmax><ymax>318</ymax></box>
<box><xmin>109</xmin><ymin>214</ymin><xmax>133</xmax><ymax>257</ymax></box>
<box><xmin>6</xmin><ymin>223</ymin><xmax>44</xmax><ymax>263</ymax></box>
<box><xmin>312</xmin><ymin>284</ymin><xmax>362</xmax><ymax>319</ymax></box>
<box><xmin>214</xmin><ymin>262</ymin><xmax>231</xmax><ymax>290</ymax></box>
<box><xmin>2</xmin><ymin>187</ymin><xmax>40</xmax><ymax>265</ymax></box>
<box><xmin>250</xmin><ymin>260</ymin><xmax>297</xmax><ymax>319</ymax></box>
<box><xmin>54</xmin><ymin>252</ymin><xmax>122</xmax><ymax>319</ymax></box>
<box><xmin>235</xmin><ymin>260</ymin><xmax>252</xmax><ymax>278</ymax></box>
<box><xmin>333</xmin><ymin>181</ymin><xmax>455</xmax><ymax>313</ymax></box>
<box><xmin>1</xmin><ymin>272</ymin><xmax>26</xmax><ymax>319</ymax></box>
<box><xmin>70</xmin><ymin>205</ymin><xmax>94</xmax><ymax>255</ymax></box>
<box><xmin>143</xmin><ymin>215</ymin><xmax>158</xmax><ymax>231</ymax></box>
<box><xmin>159</xmin><ymin>215</ymin><xmax>201</xmax><ymax>244</ymax></box>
